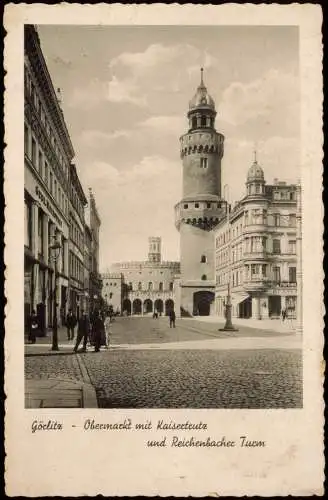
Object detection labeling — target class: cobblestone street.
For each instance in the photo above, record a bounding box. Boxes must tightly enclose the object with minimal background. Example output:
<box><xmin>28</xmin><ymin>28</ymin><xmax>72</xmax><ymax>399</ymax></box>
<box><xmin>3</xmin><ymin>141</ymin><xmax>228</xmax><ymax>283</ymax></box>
<box><xmin>25</xmin><ymin>317</ymin><xmax>302</xmax><ymax>409</ymax></box>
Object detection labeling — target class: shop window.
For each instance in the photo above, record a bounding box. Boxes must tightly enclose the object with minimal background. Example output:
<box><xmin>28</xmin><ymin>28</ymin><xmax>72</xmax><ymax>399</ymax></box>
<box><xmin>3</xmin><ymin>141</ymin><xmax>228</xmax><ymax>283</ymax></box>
<box><xmin>38</xmin><ymin>209</ymin><xmax>44</xmax><ymax>258</ymax></box>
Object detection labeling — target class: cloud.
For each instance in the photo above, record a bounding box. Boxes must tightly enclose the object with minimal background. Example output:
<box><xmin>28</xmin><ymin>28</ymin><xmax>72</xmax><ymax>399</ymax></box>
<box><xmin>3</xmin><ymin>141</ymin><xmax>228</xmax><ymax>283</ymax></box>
<box><xmin>138</xmin><ymin>115</ymin><xmax>187</xmax><ymax>136</ymax></box>
<box><xmin>107</xmin><ymin>75</ymin><xmax>147</xmax><ymax>106</ymax></box>
<box><xmin>79</xmin><ymin>155</ymin><xmax>182</xmax><ymax>265</ymax></box>
<box><xmin>69</xmin><ymin>78</ymin><xmax>109</xmax><ymax>109</ymax></box>
<box><xmin>107</xmin><ymin>43</ymin><xmax>218</xmax><ymax>106</ymax></box>
<box><xmin>80</xmin><ymin>129</ymin><xmax>130</xmax><ymax>146</ymax></box>
<box><xmin>220</xmin><ymin>69</ymin><xmax>299</xmax><ymax>128</ymax></box>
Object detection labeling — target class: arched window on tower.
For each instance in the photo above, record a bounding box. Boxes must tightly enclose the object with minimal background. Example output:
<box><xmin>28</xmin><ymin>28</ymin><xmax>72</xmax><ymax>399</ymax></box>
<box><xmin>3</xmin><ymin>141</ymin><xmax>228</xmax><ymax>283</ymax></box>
<box><xmin>192</xmin><ymin>116</ymin><xmax>197</xmax><ymax>129</ymax></box>
<box><xmin>201</xmin><ymin>115</ymin><xmax>206</xmax><ymax>127</ymax></box>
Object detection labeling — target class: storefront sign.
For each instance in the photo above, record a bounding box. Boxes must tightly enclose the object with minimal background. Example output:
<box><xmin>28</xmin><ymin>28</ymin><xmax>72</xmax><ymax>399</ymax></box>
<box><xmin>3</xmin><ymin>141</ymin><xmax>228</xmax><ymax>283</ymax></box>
<box><xmin>35</xmin><ymin>185</ymin><xmax>62</xmax><ymax>227</ymax></box>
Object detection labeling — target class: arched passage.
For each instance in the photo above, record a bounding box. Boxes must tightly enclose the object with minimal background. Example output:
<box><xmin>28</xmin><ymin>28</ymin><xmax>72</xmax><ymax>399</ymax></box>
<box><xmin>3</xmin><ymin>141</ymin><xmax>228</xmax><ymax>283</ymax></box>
<box><xmin>143</xmin><ymin>299</ymin><xmax>153</xmax><ymax>314</ymax></box>
<box><xmin>154</xmin><ymin>299</ymin><xmax>163</xmax><ymax>315</ymax></box>
<box><xmin>133</xmin><ymin>299</ymin><xmax>142</xmax><ymax>315</ymax></box>
<box><xmin>122</xmin><ymin>299</ymin><xmax>131</xmax><ymax>316</ymax></box>
<box><xmin>165</xmin><ymin>299</ymin><xmax>174</xmax><ymax>316</ymax></box>
<box><xmin>193</xmin><ymin>291</ymin><xmax>215</xmax><ymax>316</ymax></box>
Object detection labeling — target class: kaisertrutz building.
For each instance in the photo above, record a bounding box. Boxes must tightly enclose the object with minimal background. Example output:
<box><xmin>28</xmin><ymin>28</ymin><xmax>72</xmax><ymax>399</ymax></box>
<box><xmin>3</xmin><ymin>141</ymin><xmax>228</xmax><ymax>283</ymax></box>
<box><xmin>214</xmin><ymin>158</ymin><xmax>298</xmax><ymax>320</ymax></box>
<box><xmin>24</xmin><ymin>25</ymin><xmax>74</xmax><ymax>333</ymax></box>
<box><xmin>175</xmin><ymin>69</ymin><xmax>226</xmax><ymax>316</ymax></box>
<box><xmin>107</xmin><ymin>237</ymin><xmax>180</xmax><ymax>315</ymax></box>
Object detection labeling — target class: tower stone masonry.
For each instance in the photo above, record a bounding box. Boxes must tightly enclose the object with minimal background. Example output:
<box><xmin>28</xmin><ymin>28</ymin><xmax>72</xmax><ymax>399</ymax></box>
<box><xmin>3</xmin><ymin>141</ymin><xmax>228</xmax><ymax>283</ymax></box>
<box><xmin>175</xmin><ymin>69</ymin><xmax>227</xmax><ymax>317</ymax></box>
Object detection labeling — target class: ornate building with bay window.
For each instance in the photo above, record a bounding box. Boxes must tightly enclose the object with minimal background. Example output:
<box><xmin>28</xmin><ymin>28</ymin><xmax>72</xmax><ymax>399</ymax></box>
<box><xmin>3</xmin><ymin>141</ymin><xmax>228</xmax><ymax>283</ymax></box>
<box><xmin>214</xmin><ymin>159</ymin><xmax>299</xmax><ymax>320</ymax></box>
<box><xmin>24</xmin><ymin>24</ymin><xmax>74</xmax><ymax>333</ymax></box>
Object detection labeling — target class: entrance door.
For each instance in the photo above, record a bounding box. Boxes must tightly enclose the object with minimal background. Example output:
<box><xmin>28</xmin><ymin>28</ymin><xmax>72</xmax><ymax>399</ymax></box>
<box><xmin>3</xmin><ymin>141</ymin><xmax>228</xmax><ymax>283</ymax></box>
<box><xmin>239</xmin><ymin>297</ymin><xmax>252</xmax><ymax>318</ymax></box>
<box><xmin>193</xmin><ymin>291</ymin><xmax>214</xmax><ymax>316</ymax></box>
<box><xmin>269</xmin><ymin>296</ymin><xmax>281</xmax><ymax>318</ymax></box>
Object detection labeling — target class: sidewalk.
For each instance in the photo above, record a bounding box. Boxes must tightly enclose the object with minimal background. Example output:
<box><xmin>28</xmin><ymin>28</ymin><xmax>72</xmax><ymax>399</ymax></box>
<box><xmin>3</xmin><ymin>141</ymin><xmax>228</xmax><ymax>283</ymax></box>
<box><xmin>186</xmin><ymin>315</ymin><xmax>297</xmax><ymax>334</ymax></box>
<box><xmin>25</xmin><ymin>378</ymin><xmax>98</xmax><ymax>408</ymax></box>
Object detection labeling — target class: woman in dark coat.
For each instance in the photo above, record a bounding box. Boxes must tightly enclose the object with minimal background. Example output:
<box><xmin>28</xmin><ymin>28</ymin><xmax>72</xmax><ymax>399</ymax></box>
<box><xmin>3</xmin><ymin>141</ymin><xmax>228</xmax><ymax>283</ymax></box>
<box><xmin>28</xmin><ymin>309</ymin><xmax>39</xmax><ymax>343</ymax></box>
<box><xmin>92</xmin><ymin>310</ymin><xmax>105</xmax><ymax>352</ymax></box>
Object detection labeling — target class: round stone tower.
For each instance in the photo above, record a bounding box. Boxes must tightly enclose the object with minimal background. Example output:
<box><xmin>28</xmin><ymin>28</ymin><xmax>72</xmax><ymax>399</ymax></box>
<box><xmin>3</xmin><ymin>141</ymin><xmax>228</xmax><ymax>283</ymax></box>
<box><xmin>175</xmin><ymin>69</ymin><xmax>226</xmax><ymax>317</ymax></box>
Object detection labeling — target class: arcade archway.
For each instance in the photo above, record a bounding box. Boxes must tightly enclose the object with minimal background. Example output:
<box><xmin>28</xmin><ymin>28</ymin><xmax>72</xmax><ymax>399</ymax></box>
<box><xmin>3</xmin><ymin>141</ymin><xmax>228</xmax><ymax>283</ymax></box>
<box><xmin>122</xmin><ymin>299</ymin><xmax>131</xmax><ymax>316</ymax></box>
<box><xmin>193</xmin><ymin>291</ymin><xmax>214</xmax><ymax>316</ymax></box>
<box><xmin>133</xmin><ymin>299</ymin><xmax>142</xmax><ymax>315</ymax></box>
<box><xmin>143</xmin><ymin>299</ymin><xmax>153</xmax><ymax>314</ymax></box>
<box><xmin>154</xmin><ymin>299</ymin><xmax>163</xmax><ymax>315</ymax></box>
<box><xmin>165</xmin><ymin>299</ymin><xmax>174</xmax><ymax>316</ymax></box>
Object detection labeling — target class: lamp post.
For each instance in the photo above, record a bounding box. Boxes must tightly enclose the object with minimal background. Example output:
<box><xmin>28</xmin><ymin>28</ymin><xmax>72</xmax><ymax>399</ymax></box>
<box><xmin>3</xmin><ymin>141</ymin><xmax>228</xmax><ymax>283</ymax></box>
<box><xmin>49</xmin><ymin>239</ymin><xmax>61</xmax><ymax>351</ymax></box>
<box><xmin>219</xmin><ymin>184</ymin><xmax>238</xmax><ymax>332</ymax></box>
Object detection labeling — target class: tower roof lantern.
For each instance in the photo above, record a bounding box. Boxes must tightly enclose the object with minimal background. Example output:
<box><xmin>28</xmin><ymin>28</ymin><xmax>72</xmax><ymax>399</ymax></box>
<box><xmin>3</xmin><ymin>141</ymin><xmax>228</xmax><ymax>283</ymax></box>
<box><xmin>189</xmin><ymin>68</ymin><xmax>216</xmax><ymax>111</ymax></box>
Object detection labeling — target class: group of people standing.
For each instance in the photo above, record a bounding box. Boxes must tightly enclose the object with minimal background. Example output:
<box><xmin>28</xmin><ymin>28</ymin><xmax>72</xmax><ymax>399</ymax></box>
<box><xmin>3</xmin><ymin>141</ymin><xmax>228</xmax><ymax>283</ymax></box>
<box><xmin>27</xmin><ymin>307</ymin><xmax>113</xmax><ymax>352</ymax></box>
<box><xmin>67</xmin><ymin>309</ymin><xmax>113</xmax><ymax>353</ymax></box>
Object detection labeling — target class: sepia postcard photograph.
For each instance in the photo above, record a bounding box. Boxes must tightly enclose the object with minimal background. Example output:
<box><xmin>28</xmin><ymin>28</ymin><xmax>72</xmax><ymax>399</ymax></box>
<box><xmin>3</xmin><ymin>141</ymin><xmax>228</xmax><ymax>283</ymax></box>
<box><xmin>4</xmin><ymin>3</ymin><xmax>324</xmax><ymax>497</ymax></box>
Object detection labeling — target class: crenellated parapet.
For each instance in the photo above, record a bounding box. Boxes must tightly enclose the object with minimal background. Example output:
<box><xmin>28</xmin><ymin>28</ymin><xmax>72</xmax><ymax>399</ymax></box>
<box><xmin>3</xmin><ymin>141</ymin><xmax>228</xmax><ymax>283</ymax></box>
<box><xmin>180</xmin><ymin>131</ymin><xmax>224</xmax><ymax>159</ymax></box>
<box><xmin>111</xmin><ymin>261</ymin><xmax>180</xmax><ymax>271</ymax></box>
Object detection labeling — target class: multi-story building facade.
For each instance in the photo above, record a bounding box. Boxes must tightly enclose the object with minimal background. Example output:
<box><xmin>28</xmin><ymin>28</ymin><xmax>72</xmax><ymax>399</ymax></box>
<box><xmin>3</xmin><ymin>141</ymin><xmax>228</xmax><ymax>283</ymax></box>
<box><xmin>101</xmin><ymin>273</ymin><xmax>123</xmax><ymax>314</ymax></box>
<box><xmin>83</xmin><ymin>224</ymin><xmax>92</xmax><ymax>315</ymax></box>
<box><xmin>174</xmin><ymin>69</ymin><xmax>226</xmax><ymax>317</ymax></box>
<box><xmin>68</xmin><ymin>164</ymin><xmax>87</xmax><ymax>320</ymax></box>
<box><xmin>86</xmin><ymin>188</ymin><xmax>102</xmax><ymax>311</ymax></box>
<box><xmin>108</xmin><ymin>237</ymin><xmax>180</xmax><ymax>315</ymax></box>
<box><xmin>214</xmin><ymin>159</ymin><xmax>298</xmax><ymax>320</ymax></box>
<box><xmin>24</xmin><ymin>24</ymin><xmax>74</xmax><ymax>333</ymax></box>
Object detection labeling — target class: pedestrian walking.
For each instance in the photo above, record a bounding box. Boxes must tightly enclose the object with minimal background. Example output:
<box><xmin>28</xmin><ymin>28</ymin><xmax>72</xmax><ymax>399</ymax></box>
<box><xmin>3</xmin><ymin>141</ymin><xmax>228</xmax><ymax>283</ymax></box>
<box><xmin>169</xmin><ymin>309</ymin><xmax>176</xmax><ymax>328</ymax></box>
<box><xmin>281</xmin><ymin>308</ymin><xmax>287</xmax><ymax>322</ymax></box>
<box><xmin>92</xmin><ymin>310</ymin><xmax>104</xmax><ymax>352</ymax></box>
<box><xmin>66</xmin><ymin>309</ymin><xmax>77</xmax><ymax>340</ymax></box>
<box><xmin>73</xmin><ymin>310</ymin><xmax>90</xmax><ymax>352</ymax></box>
<box><xmin>104</xmin><ymin>313</ymin><xmax>112</xmax><ymax>349</ymax></box>
<box><xmin>28</xmin><ymin>309</ymin><xmax>39</xmax><ymax>344</ymax></box>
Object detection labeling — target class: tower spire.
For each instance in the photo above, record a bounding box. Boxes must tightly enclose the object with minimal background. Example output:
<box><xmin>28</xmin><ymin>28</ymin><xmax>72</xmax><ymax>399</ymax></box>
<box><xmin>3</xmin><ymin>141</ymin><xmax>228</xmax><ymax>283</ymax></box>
<box><xmin>253</xmin><ymin>147</ymin><xmax>258</xmax><ymax>164</ymax></box>
<box><xmin>200</xmin><ymin>67</ymin><xmax>204</xmax><ymax>87</ymax></box>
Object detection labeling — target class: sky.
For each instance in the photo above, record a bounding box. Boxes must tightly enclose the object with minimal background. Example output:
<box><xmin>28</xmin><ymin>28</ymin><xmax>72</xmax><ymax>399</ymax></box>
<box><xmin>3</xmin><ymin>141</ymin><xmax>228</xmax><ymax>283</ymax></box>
<box><xmin>36</xmin><ymin>25</ymin><xmax>300</xmax><ymax>269</ymax></box>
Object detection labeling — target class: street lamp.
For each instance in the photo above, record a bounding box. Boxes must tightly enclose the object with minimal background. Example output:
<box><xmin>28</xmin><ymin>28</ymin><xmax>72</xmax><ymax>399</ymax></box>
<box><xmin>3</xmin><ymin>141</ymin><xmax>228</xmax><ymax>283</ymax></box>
<box><xmin>49</xmin><ymin>239</ymin><xmax>61</xmax><ymax>350</ymax></box>
<box><xmin>219</xmin><ymin>184</ymin><xmax>238</xmax><ymax>332</ymax></box>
